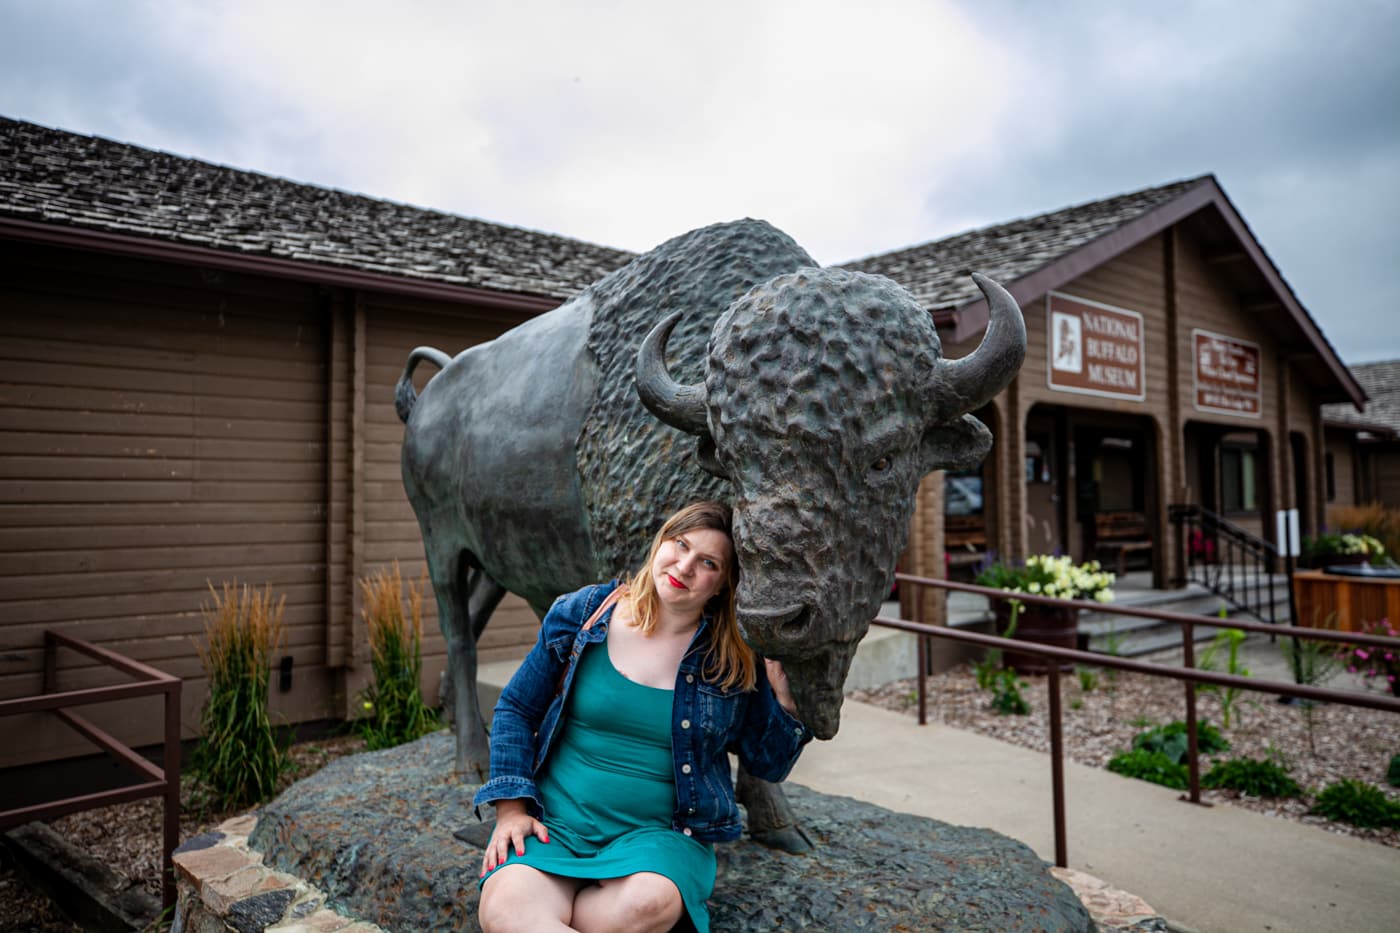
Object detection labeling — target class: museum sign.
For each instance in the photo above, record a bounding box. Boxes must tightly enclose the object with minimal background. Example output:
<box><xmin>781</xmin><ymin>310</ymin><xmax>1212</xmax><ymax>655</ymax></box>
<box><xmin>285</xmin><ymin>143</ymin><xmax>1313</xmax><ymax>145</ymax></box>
<box><xmin>1193</xmin><ymin>328</ymin><xmax>1261</xmax><ymax>417</ymax></box>
<box><xmin>1046</xmin><ymin>292</ymin><xmax>1145</xmax><ymax>401</ymax></box>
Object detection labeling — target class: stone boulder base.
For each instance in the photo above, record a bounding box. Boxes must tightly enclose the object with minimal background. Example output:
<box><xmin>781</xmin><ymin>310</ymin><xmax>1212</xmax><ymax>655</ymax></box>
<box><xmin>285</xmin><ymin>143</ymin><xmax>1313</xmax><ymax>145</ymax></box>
<box><xmin>250</xmin><ymin>732</ymin><xmax>1093</xmax><ymax>932</ymax></box>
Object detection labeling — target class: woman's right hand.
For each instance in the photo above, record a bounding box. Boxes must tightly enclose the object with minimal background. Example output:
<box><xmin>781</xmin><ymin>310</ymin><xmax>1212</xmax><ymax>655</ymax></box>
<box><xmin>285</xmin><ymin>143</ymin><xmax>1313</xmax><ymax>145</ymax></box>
<box><xmin>481</xmin><ymin>799</ymin><xmax>549</xmax><ymax>876</ymax></box>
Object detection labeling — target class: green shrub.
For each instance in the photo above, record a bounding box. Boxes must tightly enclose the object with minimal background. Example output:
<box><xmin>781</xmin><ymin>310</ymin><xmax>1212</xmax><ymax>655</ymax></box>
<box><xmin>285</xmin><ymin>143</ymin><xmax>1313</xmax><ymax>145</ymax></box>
<box><xmin>1202</xmin><ymin>757</ymin><xmax>1300</xmax><ymax>798</ymax></box>
<box><xmin>990</xmin><ymin>669</ymin><xmax>1030</xmax><ymax>715</ymax></box>
<box><xmin>1388</xmin><ymin>754</ymin><xmax>1400</xmax><ymax>788</ymax></box>
<box><xmin>192</xmin><ymin>582</ymin><xmax>288</xmax><ymax>809</ymax></box>
<box><xmin>357</xmin><ymin>563</ymin><xmax>440</xmax><ymax>750</ymax></box>
<box><xmin>1132</xmin><ymin>720</ymin><xmax>1229</xmax><ymax>765</ymax></box>
<box><xmin>1310</xmin><ymin>780</ymin><xmax>1400</xmax><ymax>829</ymax></box>
<box><xmin>1107</xmin><ymin>748</ymin><xmax>1189</xmax><ymax>790</ymax></box>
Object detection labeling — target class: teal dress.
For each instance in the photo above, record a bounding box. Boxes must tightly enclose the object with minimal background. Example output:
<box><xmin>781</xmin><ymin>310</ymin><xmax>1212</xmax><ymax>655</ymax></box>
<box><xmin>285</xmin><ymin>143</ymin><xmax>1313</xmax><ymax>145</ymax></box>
<box><xmin>481</xmin><ymin>638</ymin><xmax>717</xmax><ymax>932</ymax></box>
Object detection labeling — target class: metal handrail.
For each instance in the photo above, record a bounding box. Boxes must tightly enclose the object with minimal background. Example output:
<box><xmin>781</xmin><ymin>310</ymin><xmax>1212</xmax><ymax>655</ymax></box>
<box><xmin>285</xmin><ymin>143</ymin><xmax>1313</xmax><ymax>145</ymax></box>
<box><xmin>885</xmin><ymin>573</ymin><xmax>1400</xmax><ymax>869</ymax></box>
<box><xmin>1169</xmin><ymin>503</ymin><xmax>1283</xmax><ymax>624</ymax></box>
<box><xmin>0</xmin><ymin>632</ymin><xmax>182</xmax><ymax>913</ymax></box>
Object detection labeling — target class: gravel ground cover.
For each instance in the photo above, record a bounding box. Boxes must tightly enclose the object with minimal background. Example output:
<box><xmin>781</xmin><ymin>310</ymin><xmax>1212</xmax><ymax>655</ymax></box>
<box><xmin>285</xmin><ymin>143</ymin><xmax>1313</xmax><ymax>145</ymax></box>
<box><xmin>850</xmin><ymin>660</ymin><xmax>1400</xmax><ymax>849</ymax></box>
<box><xmin>0</xmin><ymin>735</ymin><xmax>369</xmax><ymax>932</ymax></box>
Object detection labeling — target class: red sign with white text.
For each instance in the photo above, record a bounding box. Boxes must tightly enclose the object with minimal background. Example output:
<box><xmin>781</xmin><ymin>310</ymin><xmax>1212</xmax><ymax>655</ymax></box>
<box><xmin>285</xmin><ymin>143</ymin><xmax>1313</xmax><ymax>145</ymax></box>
<box><xmin>1046</xmin><ymin>293</ymin><xmax>1145</xmax><ymax>401</ymax></box>
<box><xmin>1193</xmin><ymin>329</ymin><xmax>1261</xmax><ymax>417</ymax></box>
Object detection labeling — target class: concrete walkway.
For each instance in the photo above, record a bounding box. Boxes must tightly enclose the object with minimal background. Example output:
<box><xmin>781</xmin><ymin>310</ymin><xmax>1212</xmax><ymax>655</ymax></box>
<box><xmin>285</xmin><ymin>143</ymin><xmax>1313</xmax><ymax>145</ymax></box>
<box><xmin>791</xmin><ymin>699</ymin><xmax>1400</xmax><ymax>933</ymax></box>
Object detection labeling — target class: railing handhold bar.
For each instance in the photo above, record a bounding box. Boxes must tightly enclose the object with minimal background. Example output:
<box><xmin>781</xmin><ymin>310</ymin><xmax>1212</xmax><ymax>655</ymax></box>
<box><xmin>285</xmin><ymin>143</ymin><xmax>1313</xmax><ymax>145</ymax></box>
<box><xmin>899</xmin><ymin>574</ymin><xmax>1393</xmax><ymax>650</ymax></box>
<box><xmin>45</xmin><ymin>631</ymin><xmax>179</xmax><ymax>685</ymax></box>
<box><xmin>0</xmin><ymin>780</ymin><xmax>167</xmax><ymax>833</ymax></box>
<box><xmin>0</xmin><ymin>680</ymin><xmax>169</xmax><ymax>717</ymax></box>
<box><xmin>53</xmin><ymin>707</ymin><xmax>165</xmax><ymax>784</ymax></box>
<box><xmin>870</xmin><ymin>615</ymin><xmax>1400</xmax><ymax>715</ymax></box>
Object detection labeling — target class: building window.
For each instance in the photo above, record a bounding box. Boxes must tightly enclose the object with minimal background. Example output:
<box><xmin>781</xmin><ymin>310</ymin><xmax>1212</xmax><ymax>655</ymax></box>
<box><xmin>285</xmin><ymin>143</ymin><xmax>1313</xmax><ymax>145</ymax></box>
<box><xmin>1325</xmin><ymin>452</ymin><xmax>1336</xmax><ymax>502</ymax></box>
<box><xmin>945</xmin><ymin>469</ymin><xmax>985</xmax><ymax>516</ymax></box>
<box><xmin>1221</xmin><ymin>444</ymin><xmax>1258</xmax><ymax>513</ymax></box>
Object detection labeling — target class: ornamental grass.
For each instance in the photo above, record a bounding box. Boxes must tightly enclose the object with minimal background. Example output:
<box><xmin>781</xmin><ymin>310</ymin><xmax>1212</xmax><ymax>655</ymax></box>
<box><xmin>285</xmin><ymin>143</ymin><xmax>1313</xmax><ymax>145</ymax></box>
<box><xmin>357</xmin><ymin>562</ymin><xmax>440</xmax><ymax>750</ymax></box>
<box><xmin>192</xmin><ymin>581</ymin><xmax>287</xmax><ymax>810</ymax></box>
<box><xmin>1327</xmin><ymin>502</ymin><xmax>1400</xmax><ymax>561</ymax></box>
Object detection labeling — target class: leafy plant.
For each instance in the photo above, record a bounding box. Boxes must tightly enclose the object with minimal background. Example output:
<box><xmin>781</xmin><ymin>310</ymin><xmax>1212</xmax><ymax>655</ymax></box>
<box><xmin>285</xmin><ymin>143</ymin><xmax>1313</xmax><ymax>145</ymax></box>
<box><xmin>1076</xmin><ymin>666</ymin><xmax>1099</xmax><ymax>692</ymax></box>
<box><xmin>1310</xmin><ymin>780</ymin><xmax>1400</xmax><ymax>829</ymax></box>
<box><xmin>1282</xmin><ymin>612</ymin><xmax>1345</xmax><ymax>755</ymax></box>
<box><xmin>357</xmin><ymin>562</ymin><xmax>440</xmax><ymax>750</ymax></box>
<box><xmin>191</xmin><ymin>582</ymin><xmax>288</xmax><ymax>809</ymax></box>
<box><xmin>1388</xmin><ymin>754</ymin><xmax>1400</xmax><ymax>788</ymax></box>
<box><xmin>973</xmin><ymin>600</ymin><xmax>1020</xmax><ymax>690</ymax></box>
<box><xmin>1203</xmin><ymin>756</ymin><xmax>1300</xmax><ymax>798</ymax></box>
<box><xmin>990</xmin><ymin>668</ymin><xmax>1030</xmax><ymax>715</ymax></box>
<box><xmin>1327</xmin><ymin>503</ymin><xmax>1400</xmax><ymax>561</ymax></box>
<box><xmin>1197</xmin><ymin>626</ymin><xmax>1250</xmax><ymax>728</ymax></box>
<box><xmin>1132</xmin><ymin>720</ymin><xmax>1229</xmax><ymax>765</ymax></box>
<box><xmin>1107</xmin><ymin>748</ymin><xmax>1188</xmax><ymax>790</ymax></box>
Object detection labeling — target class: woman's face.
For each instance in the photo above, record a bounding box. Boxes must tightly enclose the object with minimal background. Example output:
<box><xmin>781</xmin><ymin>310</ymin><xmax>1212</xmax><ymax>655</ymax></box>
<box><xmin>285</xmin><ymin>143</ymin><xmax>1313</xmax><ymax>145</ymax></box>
<box><xmin>650</xmin><ymin>527</ymin><xmax>731</xmax><ymax>617</ymax></box>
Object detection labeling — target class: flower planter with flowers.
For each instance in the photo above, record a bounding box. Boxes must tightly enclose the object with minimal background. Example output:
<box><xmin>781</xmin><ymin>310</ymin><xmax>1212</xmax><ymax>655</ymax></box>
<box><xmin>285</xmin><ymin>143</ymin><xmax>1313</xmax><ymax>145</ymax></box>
<box><xmin>1300</xmin><ymin>532</ymin><xmax>1386</xmax><ymax>569</ymax></box>
<box><xmin>1347</xmin><ymin>618</ymin><xmax>1400</xmax><ymax>697</ymax></box>
<box><xmin>976</xmin><ymin>556</ymin><xmax>1116</xmax><ymax>675</ymax></box>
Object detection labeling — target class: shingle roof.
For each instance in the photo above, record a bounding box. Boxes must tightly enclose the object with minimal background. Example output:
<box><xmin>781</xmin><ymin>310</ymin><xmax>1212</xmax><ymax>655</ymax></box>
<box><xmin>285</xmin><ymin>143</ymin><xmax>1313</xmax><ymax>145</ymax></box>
<box><xmin>0</xmin><ymin>117</ymin><xmax>634</xmax><ymax>301</ymax></box>
<box><xmin>842</xmin><ymin>177</ymin><xmax>1207</xmax><ymax>311</ymax></box>
<box><xmin>1324</xmin><ymin>361</ymin><xmax>1400</xmax><ymax>436</ymax></box>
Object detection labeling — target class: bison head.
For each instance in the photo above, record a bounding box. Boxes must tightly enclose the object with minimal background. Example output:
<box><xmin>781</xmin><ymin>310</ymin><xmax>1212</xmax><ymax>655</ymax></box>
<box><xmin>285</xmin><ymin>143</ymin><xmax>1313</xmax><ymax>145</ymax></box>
<box><xmin>636</xmin><ymin>268</ymin><xmax>1024</xmax><ymax>738</ymax></box>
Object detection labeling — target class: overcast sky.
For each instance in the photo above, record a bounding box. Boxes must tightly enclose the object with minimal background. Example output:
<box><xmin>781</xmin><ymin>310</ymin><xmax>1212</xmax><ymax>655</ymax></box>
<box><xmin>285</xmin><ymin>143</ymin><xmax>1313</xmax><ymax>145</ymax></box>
<box><xmin>3</xmin><ymin>0</ymin><xmax>1397</xmax><ymax>367</ymax></box>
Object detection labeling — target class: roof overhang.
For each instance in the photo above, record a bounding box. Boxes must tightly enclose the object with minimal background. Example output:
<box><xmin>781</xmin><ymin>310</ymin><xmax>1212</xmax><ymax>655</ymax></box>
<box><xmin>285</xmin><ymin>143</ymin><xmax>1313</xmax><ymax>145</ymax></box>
<box><xmin>0</xmin><ymin>216</ymin><xmax>562</xmax><ymax>315</ymax></box>
<box><xmin>944</xmin><ymin>176</ymin><xmax>1367</xmax><ymax>411</ymax></box>
<box><xmin>1323</xmin><ymin>417</ymin><xmax>1398</xmax><ymax>439</ymax></box>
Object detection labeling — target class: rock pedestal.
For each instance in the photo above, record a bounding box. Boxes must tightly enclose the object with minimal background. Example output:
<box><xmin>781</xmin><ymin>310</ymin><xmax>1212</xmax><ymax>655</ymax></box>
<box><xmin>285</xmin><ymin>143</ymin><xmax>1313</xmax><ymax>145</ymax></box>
<box><xmin>241</xmin><ymin>732</ymin><xmax>1095</xmax><ymax>931</ymax></box>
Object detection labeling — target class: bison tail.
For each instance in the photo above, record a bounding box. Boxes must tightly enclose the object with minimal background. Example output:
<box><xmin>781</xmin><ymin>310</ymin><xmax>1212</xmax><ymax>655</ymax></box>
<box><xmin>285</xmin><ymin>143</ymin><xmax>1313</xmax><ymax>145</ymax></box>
<box><xmin>395</xmin><ymin>346</ymin><xmax>453</xmax><ymax>422</ymax></box>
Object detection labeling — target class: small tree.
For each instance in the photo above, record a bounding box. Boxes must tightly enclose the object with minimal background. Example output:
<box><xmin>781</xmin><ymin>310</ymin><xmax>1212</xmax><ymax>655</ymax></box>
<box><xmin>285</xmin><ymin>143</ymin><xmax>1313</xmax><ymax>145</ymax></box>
<box><xmin>192</xmin><ymin>582</ymin><xmax>287</xmax><ymax>809</ymax></box>
<box><xmin>357</xmin><ymin>563</ymin><xmax>440</xmax><ymax>749</ymax></box>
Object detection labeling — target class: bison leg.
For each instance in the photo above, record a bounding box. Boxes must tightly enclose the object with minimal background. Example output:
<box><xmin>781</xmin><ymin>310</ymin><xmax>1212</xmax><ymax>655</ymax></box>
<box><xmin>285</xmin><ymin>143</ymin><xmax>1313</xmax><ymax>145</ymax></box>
<box><xmin>736</xmin><ymin>765</ymin><xmax>813</xmax><ymax>854</ymax></box>
<box><xmin>424</xmin><ymin>542</ymin><xmax>502</xmax><ymax>783</ymax></box>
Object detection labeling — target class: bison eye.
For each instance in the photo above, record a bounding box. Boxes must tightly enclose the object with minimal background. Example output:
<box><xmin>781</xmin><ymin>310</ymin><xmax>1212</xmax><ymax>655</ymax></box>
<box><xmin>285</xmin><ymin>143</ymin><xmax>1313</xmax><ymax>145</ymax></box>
<box><xmin>870</xmin><ymin>455</ymin><xmax>893</xmax><ymax>473</ymax></box>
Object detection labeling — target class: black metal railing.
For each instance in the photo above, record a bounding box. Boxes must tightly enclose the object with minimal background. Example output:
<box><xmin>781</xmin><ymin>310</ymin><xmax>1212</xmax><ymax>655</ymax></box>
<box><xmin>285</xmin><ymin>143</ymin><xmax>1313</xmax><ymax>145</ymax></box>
<box><xmin>887</xmin><ymin>572</ymin><xmax>1400</xmax><ymax>869</ymax></box>
<box><xmin>1169</xmin><ymin>503</ymin><xmax>1283</xmax><ymax>624</ymax></box>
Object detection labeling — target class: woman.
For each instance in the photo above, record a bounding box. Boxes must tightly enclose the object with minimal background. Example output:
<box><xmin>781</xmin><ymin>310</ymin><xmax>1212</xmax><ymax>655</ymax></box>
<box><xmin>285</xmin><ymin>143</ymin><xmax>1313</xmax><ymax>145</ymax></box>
<box><xmin>474</xmin><ymin>501</ymin><xmax>811</xmax><ymax>933</ymax></box>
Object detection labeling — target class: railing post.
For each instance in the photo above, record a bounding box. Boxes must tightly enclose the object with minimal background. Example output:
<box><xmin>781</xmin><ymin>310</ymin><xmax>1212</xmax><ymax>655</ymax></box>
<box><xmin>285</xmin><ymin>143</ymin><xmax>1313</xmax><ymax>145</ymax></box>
<box><xmin>915</xmin><ymin>586</ymin><xmax>928</xmax><ymax>727</ymax></box>
<box><xmin>162</xmin><ymin>679</ymin><xmax>181</xmax><ymax>913</ymax></box>
<box><xmin>1182</xmin><ymin>621</ymin><xmax>1202</xmax><ymax>805</ymax></box>
<box><xmin>1047</xmin><ymin>664</ymin><xmax>1067</xmax><ymax>868</ymax></box>
<box><xmin>43</xmin><ymin>631</ymin><xmax>57</xmax><ymax>695</ymax></box>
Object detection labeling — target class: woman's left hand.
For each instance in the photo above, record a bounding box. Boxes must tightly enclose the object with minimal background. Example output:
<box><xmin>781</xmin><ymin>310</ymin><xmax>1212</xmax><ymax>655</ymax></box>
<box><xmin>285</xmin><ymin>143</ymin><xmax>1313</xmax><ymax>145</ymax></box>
<box><xmin>765</xmin><ymin>658</ymin><xmax>798</xmax><ymax>716</ymax></box>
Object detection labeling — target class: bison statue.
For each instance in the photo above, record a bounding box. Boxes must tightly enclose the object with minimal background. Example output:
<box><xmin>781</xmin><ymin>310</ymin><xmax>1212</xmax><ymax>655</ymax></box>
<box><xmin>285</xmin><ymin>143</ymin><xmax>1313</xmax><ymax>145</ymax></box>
<box><xmin>396</xmin><ymin>219</ymin><xmax>1024</xmax><ymax>847</ymax></box>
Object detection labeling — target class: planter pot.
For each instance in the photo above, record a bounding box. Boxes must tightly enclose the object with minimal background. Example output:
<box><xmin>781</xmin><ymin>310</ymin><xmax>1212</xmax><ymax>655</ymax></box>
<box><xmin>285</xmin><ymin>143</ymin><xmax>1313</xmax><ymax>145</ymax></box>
<box><xmin>995</xmin><ymin>601</ymin><xmax>1078</xmax><ymax>675</ymax></box>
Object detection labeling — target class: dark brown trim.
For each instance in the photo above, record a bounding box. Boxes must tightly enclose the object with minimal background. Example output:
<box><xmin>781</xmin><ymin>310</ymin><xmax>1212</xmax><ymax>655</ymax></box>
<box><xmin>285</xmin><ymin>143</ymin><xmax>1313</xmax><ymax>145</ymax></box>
<box><xmin>0</xmin><ymin>216</ymin><xmax>562</xmax><ymax>314</ymax></box>
<box><xmin>947</xmin><ymin>178</ymin><xmax>1366</xmax><ymax>410</ymax></box>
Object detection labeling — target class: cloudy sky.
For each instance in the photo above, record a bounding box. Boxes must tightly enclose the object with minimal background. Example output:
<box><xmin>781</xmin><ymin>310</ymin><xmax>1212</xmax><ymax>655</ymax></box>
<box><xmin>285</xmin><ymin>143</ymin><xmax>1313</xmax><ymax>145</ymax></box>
<box><xmin>3</xmin><ymin>0</ymin><xmax>1397</xmax><ymax>366</ymax></box>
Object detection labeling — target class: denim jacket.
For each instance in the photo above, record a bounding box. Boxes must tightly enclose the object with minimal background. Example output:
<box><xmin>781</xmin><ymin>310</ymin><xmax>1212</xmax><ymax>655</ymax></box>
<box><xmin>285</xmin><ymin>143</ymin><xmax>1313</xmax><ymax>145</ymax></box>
<box><xmin>472</xmin><ymin>581</ymin><xmax>813</xmax><ymax>843</ymax></box>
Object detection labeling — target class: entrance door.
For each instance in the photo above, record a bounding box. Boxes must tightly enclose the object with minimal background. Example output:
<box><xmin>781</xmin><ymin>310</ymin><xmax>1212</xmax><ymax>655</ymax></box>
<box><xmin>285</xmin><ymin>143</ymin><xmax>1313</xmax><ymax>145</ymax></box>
<box><xmin>1025</xmin><ymin>408</ymin><xmax>1064</xmax><ymax>555</ymax></box>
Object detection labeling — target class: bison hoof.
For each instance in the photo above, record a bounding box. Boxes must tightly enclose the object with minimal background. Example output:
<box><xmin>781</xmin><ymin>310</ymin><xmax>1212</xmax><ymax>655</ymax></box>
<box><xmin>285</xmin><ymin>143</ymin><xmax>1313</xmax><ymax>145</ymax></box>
<box><xmin>749</xmin><ymin>823</ymin><xmax>814</xmax><ymax>854</ymax></box>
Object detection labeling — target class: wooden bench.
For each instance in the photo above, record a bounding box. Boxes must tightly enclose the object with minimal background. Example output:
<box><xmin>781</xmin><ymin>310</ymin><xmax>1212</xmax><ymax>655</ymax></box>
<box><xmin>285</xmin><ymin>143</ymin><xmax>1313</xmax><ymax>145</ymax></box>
<box><xmin>1094</xmin><ymin>511</ymin><xmax>1152</xmax><ymax>575</ymax></box>
<box><xmin>945</xmin><ymin>514</ymin><xmax>988</xmax><ymax>577</ymax></box>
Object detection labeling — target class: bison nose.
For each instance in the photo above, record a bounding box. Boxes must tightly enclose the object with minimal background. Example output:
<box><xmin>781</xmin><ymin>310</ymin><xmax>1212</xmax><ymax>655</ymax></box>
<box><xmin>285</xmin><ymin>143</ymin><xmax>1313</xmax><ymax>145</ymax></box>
<box><xmin>736</xmin><ymin>602</ymin><xmax>813</xmax><ymax>653</ymax></box>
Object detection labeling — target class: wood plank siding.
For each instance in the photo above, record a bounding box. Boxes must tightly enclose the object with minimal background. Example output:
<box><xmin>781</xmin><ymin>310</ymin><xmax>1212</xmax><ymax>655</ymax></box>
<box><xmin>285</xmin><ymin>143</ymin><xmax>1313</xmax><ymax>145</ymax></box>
<box><xmin>0</xmin><ymin>241</ymin><xmax>551</xmax><ymax>768</ymax></box>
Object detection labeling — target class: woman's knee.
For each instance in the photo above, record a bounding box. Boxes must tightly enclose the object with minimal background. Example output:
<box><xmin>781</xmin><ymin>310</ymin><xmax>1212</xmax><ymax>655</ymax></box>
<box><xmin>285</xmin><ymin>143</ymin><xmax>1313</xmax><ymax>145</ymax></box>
<box><xmin>479</xmin><ymin>865</ymin><xmax>570</xmax><ymax>933</ymax></box>
<box><xmin>618</xmin><ymin>873</ymin><xmax>683</xmax><ymax>931</ymax></box>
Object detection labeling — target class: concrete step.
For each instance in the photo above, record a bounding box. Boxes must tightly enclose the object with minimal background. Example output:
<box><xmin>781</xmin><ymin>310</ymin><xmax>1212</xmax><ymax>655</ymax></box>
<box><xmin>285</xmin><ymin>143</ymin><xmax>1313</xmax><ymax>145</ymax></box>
<box><xmin>1080</xmin><ymin>575</ymin><xmax>1292</xmax><ymax>657</ymax></box>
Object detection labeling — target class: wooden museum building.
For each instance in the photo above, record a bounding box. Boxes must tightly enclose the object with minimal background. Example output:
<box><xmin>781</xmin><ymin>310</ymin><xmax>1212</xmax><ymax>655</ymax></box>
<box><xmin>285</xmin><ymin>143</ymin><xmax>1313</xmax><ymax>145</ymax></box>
<box><xmin>0</xmin><ymin>118</ymin><xmax>1370</xmax><ymax>772</ymax></box>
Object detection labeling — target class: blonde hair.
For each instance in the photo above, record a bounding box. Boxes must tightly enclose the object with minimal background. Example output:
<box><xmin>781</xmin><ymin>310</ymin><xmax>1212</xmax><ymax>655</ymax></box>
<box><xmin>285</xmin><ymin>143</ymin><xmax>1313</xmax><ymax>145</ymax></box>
<box><xmin>626</xmin><ymin>501</ymin><xmax>756</xmax><ymax>692</ymax></box>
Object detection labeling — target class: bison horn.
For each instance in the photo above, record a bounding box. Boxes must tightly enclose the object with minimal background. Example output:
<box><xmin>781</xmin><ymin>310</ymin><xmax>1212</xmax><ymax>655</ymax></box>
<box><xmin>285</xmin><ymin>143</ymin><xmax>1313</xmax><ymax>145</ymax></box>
<box><xmin>941</xmin><ymin>273</ymin><xmax>1027</xmax><ymax>413</ymax></box>
<box><xmin>635</xmin><ymin>312</ymin><xmax>710</xmax><ymax>436</ymax></box>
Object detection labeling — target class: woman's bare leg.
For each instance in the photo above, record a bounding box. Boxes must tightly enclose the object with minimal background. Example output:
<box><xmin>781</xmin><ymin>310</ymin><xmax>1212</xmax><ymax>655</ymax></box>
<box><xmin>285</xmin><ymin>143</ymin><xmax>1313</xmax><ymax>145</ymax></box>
<box><xmin>571</xmin><ymin>872</ymin><xmax>684</xmax><ymax>933</ymax></box>
<box><xmin>479</xmin><ymin>863</ymin><xmax>584</xmax><ymax>933</ymax></box>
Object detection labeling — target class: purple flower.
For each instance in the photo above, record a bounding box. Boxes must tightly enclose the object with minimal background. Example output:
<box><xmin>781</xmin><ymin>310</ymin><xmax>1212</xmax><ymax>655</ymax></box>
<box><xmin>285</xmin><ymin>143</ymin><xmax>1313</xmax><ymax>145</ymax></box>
<box><xmin>1355</xmin><ymin>649</ymin><xmax>1370</xmax><ymax>661</ymax></box>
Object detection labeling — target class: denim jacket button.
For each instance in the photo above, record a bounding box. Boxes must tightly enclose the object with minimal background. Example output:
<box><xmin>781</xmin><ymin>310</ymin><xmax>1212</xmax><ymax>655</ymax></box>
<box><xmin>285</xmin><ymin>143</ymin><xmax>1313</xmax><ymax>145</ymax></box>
<box><xmin>682</xmin><ymin>827</ymin><xmax>693</xmax><ymax>836</ymax></box>
<box><xmin>685</xmin><ymin>674</ymin><xmax>695</xmax><ymax>684</ymax></box>
<box><xmin>681</xmin><ymin>719</ymin><xmax>691</xmax><ymax>729</ymax></box>
<box><xmin>681</xmin><ymin>763</ymin><xmax>692</xmax><ymax>774</ymax></box>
